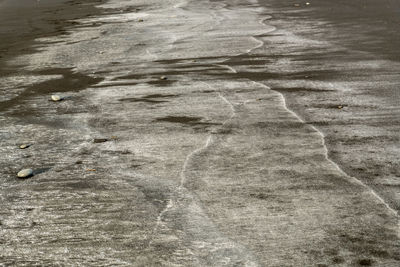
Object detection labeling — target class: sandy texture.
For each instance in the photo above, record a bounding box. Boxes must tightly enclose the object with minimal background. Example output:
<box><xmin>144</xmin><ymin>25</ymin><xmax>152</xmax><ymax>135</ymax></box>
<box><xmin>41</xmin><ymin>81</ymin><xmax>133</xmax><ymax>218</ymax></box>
<box><xmin>0</xmin><ymin>0</ymin><xmax>399</xmax><ymax>266</ymax></box>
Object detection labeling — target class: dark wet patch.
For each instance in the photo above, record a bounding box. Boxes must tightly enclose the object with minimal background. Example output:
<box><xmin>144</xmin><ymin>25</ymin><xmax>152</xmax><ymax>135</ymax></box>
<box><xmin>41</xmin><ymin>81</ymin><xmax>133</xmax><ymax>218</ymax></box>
<box><xmin>98</xmin><ymin>149</ymin><xmax>134</xmax><ymax>156</ymax></box>
<box><xmin>253</xmin><ymin>121</ymin><xmax>307</xmax><ymax>130</ymax></box>
<box><xmin>249</xmin><ymin>193</ymin><xmax>272</xmax><ymax>200</ymax></box>
<box><xmin>234</xmin><ymin>88</ymin><xmax>260</xmax><ymax>93</ymax></box>
<box><xmin>93</xmin><ymin>82</ymin><xmax>140</xmax><ymax>88</ymax></box>
<box><xmin>308</xmin><ymin>103</ymin><xmax>348</xmax><ymax>109</ymax></box>
<box><xmin>201</xmin><ymin>90</ymin><xmax>215</xmax><ymax>94</ymax></box>
<box><xmin>332</xmin><ymin>256</ymin><xmax>345</xmax><ymax>264</ymax></box>
<box><xmin>155</xmin><ymin>116</ymin><xmax>221</xmax><ymax>127</ymax></box>
<box><xmin>370</xmin><ymin>249</ymin><xmax>390</xmax><ymax>258</ymax></box>
<box><xmin>274</xmin><ymin>87</ymin><xmax>335</xmax><ymax>93</ymax></box>
<box><xmin>154</xmin><ymin>55</ymin><xmax>261</xmax><ymax>65</ymax></box>
<box><xmin>112</xmin><ymin>72</ymin><xmax>179</xmax><ymax>87</ymax></box>
<box><xmin>212</xmin><ymin>128</ymin><xmax>236</xmax><ymax>135</ymax></box>
<box><xmin>0</xmin><ymin>0</ymin><xmax>110</xmax><ymax>76</ymax></box>
<box><xmin>143</xmin><ymin>94</ymin><xmax>179</xmax><ymax>99</ymax></box>
<box><xmin>93</xmin><ymin>138</ymin><xmax>109</xmax><ymax>143</ymax></box>
<box><xmin>119</xmin><ymin>98</ymin><xmax>168</xmax><ymax>103</ymax></box>
<box><xmin>146</xmin><ymin>79</ymin><xmax>176</xmax><ymax>87</ymax></box>
<box><xmin>357</xmin><ymin>258</ymin><xmax>373</xmax><ymax>266</ymax></box>
<box><xmin>119</xmin><ymin>94</ymin><xmax>179</xmax><ymax>104</ymax></box>
<box><xmin>156</xmin><ymin>116</ymin><xmax>202</xmax><ymax>124</ymax></box>
<box><xmin>0</xmin><ymin>68</ymin><xmax>103</xmax><ymax>116</ymax></box>
<box><xmin>152</xmin><ymin>55</ymin><xmax>343</xmax><ymax>83</ymax></box>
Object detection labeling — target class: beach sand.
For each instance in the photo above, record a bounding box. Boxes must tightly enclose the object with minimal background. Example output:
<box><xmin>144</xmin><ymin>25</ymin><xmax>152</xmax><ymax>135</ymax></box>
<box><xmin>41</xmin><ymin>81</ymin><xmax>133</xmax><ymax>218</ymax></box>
<box><xmin>0</xmin><ymin>0</ymin><xmax>399</xmax><ymax>265</ymax></box>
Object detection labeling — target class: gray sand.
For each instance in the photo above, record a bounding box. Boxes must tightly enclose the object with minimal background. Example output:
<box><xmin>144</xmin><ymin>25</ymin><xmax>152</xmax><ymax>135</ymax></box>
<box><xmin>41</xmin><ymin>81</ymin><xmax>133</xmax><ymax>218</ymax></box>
<box><xmin>0</xmin><ymin>0</ymin><xmax>399</xmax><ymax>265</ymax></box>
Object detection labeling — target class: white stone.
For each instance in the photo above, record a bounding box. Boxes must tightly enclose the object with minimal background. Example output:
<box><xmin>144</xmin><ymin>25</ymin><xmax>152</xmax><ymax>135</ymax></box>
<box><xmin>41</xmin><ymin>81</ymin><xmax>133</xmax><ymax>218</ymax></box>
<box><xmin>51</xmin><ymin>95</ymin><xmax>62</xmax><ymax>101</ymax></box>
<box><xmin>19</xmin><ymin>144</ymin><xmax>30</xmax><ymax>149</ymax></box>
<box><xmin>17</xmin><ymin>169</ymin><xmax>34</xmax><ymax>178</ymax></box>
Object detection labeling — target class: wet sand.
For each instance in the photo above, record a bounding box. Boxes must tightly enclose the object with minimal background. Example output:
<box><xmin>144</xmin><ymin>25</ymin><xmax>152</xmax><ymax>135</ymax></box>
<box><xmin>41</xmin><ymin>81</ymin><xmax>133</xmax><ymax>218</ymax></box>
<box><xmin>255</xmin><ymin>0</ymin><xmax>400</xmax><ymax>212</ymax></box>
<box><xmin>0</xmin><ymin>0</ymin><xmax>399</xmax><ymax>265</ymax></box>
<box><xmin>0</xmin><ymin>0</ymin><xmax>105</xmax><ymax>70</ymax></box>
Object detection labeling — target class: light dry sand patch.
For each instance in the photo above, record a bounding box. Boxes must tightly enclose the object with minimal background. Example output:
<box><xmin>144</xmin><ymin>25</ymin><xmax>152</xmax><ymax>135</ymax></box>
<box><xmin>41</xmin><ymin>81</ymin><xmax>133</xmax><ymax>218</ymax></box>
<box><xmin>0</xmin><ymin>0</ymin><xmax>399</xmax><ymax>266</ymax></box>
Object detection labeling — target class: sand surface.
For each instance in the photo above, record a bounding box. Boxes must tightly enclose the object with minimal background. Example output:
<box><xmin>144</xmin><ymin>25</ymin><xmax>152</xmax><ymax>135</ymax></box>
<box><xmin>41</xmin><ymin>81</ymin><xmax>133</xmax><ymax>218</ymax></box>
<box><xmin>0</xmin><ymin>0</ymin><xmax>399</xmax><ymax>266</ymax></box>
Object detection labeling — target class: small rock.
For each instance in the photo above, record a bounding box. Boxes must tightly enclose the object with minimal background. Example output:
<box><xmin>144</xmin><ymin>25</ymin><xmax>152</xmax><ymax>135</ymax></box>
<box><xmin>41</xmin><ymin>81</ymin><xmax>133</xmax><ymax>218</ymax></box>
<box><xmin>93</xmin><ymin>138</ymin><xmax>108</xmax><ymax>143</ymax></box>
<box><xmin>75</xmin><ymin>160</ymin><xmax>83</xmax><ymax>164</ymax></box>
<box><xmin>19</xmin><ymin>144</ymin><xmax>31</xmax><ymax>149</ymax></box>
<box><xmin>160</xmin><ymin>76</ymin><xmax>168</xmax><ymax>80</ymax></box>
<box><xmin>51</xmin><ymin>95</ymin><xmax>63</xmax><ymax>102</ymax></box>
<box><xmin>17</xmin><ymin>168</ymin><xmax>34</xmax><ymax>178</ymax></box>
<box><xmin>337</xmin><ymin>105</ymin><xmax>343</xmax><ymax>109</ymax></box>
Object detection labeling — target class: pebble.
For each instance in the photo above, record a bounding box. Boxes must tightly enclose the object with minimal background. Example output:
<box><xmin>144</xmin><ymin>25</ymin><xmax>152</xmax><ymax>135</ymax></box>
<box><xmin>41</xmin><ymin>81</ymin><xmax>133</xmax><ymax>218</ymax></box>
<box><xmin>51</xmin><ymin>95</ymin><xmax>63</xmax><ymax>102</ymax></box>
<box><xmin>17</xmin><ymin>168</ymin><xmax>34</xmax><ymax>178</ymax></box>
<box><xmin>160</xmin><ymin>76</ymin><xmax>168</xmax><ymax>80</ymax></box>
<box><xmin>19</xmin><ymin>144</ymin><xmax>30</xmax><ymax>149</ymax></box>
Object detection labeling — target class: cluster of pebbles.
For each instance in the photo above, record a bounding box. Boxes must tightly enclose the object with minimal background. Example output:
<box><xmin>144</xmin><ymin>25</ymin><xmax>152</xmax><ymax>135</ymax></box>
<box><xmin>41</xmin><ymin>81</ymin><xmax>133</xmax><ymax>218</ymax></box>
<box><xmin>16</xmin><ymin>95</ymin><xmax>62</xmax><ymax>178</ymax></box>
<box><xmin>16</xmin><ymin>94</ymin><xmax>110</xmax><ymax>179</ymax></box>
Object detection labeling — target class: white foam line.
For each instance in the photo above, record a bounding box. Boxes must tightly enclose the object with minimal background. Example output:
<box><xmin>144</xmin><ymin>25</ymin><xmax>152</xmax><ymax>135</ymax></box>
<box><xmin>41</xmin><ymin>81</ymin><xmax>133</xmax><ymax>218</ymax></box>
<box><xmin>179</xmin><ymin>135</ymin><xmax>213</xmax><ymax>189</ymax></box>
<box><xmin>179</xmin><ymin>82</ymin><xmax>237</xmax><ymax>188</ymax></box>
<box><xmin>217</xmin><ymin>92</ymin><xmax>236</xmax><ymax>114</ymax></box>
<box><xmin>173</xmin><ymin>1</ymin><xmax>187</xmax><ymax>9</ymax></box>
<box><xmin>146</xmin><ymin>49</ymin><xmax>158</xmax><ymax>61</ymax></box>
<box><xmin>253</xmin><ymin>16</ymin><xmax>400</xmax><ymax>224</ymax></box>
<box><xmin>214</xmin><ymin>64</ymin><xmax>237</xmax><ymax>74</ymax></box>
<box><xmin>206</xmin><ymin>6</ymin><xmax>400</xmax><ymax>232</ymax></box>
<box><xmin>246</xmin><ymin>17</ymin><xmax>276</xmax><ymax>54</ymax></box>
<box><xmin>253</xmin><ymin>81</ymin><xmax>400</xmax><ymax>222</ymax></box>
<box><xmin>246</xmin><ymin>36</ymin><xmax>265</xmax><ymax>54</ymax></box>
<box><xmin>153</xmin><ymin>198</ymin><xmax>173</xmax><ymax>230</ymax></box>
<box><xmin>154</xmin><ymin>81</ymin><xmax>238</xmax><ymax>234</ymax></box>
<box><xmin>154</xmin><ymin>0</ymin><xmax>397</xmax><ymax>249</ymax></box>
